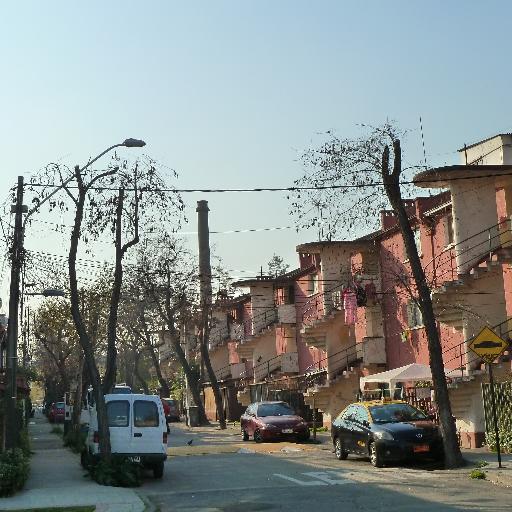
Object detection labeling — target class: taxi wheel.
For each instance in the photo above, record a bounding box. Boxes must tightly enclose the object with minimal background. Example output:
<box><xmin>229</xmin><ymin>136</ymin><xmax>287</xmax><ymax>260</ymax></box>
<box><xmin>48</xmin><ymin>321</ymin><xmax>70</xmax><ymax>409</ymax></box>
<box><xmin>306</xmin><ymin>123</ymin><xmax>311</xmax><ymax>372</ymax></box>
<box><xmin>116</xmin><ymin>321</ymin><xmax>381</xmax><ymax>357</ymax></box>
<box><xmin>254</xmin><ymin>429</ymin><xmax>263</xmax><ymax>443</ymax></box>
<box><xmin>369</xmin><ymin>442</ymin><xmax>383</xmax><ymax>468</ymax></box>
<box><xmin>242</xmin><ymin>429</ymin><xmax>249</xmax><ymax>441</ymax></box>
<box><xmin>334</xmin><ymin>438</ymin><xmax>348</xmax><ymax>460</ymax></box>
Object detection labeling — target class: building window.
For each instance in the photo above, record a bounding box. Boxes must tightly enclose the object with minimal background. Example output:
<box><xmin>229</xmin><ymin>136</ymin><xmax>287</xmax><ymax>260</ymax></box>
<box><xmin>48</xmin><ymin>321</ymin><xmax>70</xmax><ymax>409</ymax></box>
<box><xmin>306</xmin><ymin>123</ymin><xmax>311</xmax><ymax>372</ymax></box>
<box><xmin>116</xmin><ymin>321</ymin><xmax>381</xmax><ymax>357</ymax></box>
<box><xmin>406</xmin><ymin>300</ymin><xmax>423</xmax><ymax>329</ymax></box>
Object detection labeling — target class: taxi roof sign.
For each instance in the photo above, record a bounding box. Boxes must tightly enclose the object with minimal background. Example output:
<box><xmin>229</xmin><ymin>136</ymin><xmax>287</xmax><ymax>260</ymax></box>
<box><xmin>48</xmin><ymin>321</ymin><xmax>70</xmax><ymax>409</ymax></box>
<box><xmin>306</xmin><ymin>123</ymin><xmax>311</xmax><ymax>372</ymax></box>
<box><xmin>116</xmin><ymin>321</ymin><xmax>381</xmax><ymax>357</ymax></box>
<box><xmin>468</xmin><ymin>326</ymin><xmax>509</xmax><ymax>363</ymax></box>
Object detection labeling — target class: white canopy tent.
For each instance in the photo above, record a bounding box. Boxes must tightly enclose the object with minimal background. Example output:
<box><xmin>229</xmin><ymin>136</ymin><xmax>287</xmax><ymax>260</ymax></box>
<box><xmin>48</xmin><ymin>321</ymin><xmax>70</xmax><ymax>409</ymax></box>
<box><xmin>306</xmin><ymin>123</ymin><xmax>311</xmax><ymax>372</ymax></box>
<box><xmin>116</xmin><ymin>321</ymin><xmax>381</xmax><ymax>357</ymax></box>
<box><xmin>359</xmin><ymin>363</ymin><xmax>463</xmax><ymax>391</ymax></box>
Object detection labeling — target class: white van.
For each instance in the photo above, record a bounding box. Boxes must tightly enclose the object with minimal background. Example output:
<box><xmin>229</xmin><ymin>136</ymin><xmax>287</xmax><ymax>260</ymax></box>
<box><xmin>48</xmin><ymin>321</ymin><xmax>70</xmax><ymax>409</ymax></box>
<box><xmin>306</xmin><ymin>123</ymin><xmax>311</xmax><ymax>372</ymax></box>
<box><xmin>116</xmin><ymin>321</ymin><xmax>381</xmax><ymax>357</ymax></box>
<box><xmin>83</xmin><ymin>393</ymin><xmax>168</xmax><ymax>478</ymax></box>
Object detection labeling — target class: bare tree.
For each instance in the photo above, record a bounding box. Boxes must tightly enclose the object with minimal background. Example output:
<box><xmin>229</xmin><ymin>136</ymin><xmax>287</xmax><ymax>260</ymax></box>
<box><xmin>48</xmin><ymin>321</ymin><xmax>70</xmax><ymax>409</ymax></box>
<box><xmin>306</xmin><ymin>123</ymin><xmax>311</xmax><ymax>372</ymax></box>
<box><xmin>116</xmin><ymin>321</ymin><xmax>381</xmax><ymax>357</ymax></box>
<box><xmin>291</xmin><ymin>123</ymin><xmax>463</xmax><ymax>468</ymax></box>
<box><xmin>134</xmin><ymin>238</ymin><xmax>210</xmax><ymax>425</ymax></box>
<box><xmin>28</xmin><ymin>156</ymin><xmax>183</xmax><ymax>459</ymax></box>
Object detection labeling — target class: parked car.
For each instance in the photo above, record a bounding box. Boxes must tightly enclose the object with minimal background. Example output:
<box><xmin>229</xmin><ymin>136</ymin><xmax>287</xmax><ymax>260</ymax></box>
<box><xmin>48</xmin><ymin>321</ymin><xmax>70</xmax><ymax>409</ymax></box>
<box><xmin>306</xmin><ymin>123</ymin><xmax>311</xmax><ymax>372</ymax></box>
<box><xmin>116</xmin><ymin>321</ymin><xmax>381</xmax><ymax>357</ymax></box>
<box><xmin>82</xmin><ymin>393</ymin><xmax>168</xmax><ymax>478</ymax></box>
<box><xmin>331</xmin><ymin>400</ymin><xmax>444</xmax><ymax>467</ymax></box>
<box><xmin>162</xmin><ymin>398</ymin><xmax>181</xmax><ymax>422</ymax></box>
<box><xmin>240</xmin><ymin>401</ymin><xmax>310</xmax><ymax>443</ymax></box>
<box><xmin>110</xmin><ymin>384</ymin><xmax>132</xmax><ymax>394</ymax></box>
<box><xmin>48</xmin><ymin>402</ymin><xmax>65</xmax><ymax>423</ymax></box>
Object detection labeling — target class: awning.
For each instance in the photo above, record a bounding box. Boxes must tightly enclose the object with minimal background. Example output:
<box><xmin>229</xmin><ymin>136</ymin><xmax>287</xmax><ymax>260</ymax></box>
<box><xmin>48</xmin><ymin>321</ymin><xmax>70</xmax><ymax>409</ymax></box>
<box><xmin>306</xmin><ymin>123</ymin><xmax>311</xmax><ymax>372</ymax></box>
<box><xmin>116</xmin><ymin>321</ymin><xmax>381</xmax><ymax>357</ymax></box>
<box><xmin>360</xmin><ymin>363</ymin><xmax>463</xmax><ymax>391</ymax></box>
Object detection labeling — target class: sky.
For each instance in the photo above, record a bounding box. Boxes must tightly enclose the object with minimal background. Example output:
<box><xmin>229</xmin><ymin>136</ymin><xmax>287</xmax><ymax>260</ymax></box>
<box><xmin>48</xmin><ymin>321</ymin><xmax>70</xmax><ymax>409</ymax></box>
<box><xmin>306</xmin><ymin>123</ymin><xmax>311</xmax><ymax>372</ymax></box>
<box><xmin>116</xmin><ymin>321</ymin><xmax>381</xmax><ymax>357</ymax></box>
<box><xmin>1</xmin><ymin>1</ymin><xmax>512</xmax><ymax>307</ymax></box>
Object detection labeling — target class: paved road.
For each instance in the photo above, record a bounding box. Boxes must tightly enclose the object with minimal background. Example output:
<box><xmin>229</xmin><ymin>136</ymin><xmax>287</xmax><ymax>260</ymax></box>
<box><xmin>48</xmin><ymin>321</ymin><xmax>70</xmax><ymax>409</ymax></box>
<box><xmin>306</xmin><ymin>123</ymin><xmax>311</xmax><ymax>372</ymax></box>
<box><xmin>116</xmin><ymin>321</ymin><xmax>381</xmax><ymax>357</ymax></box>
<box><xmin>138</xmin><ymin>423</ymin><xmax>512</xmax><ymax>511</ymax></box>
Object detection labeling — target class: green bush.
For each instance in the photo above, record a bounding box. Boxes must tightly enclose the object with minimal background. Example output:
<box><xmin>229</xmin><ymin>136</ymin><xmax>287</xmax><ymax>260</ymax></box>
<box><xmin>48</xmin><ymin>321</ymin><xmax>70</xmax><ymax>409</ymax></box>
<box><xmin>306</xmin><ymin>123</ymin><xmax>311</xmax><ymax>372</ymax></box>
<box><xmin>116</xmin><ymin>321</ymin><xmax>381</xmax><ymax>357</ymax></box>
<box><xmin>0</xmin><ymin>448</ymin><xmax>30</xmax><ymax>496</ymax></box>
<box><xmin>19</xmin><ymin>428</ymin><xmax>31</xmax><ymax>457</ymax></box>
<box><xmin>64</xmin><ymin>429</ymin><xmax>87</xmax><ymax>454</ymax></box>
<box><xmin>469</xmin><ymin>468</ymin><xmax>486</xmax><ymax>480</ymax></box>
<box><xmin>50</xmin><ymin>426</ymin><xmax>63</xmax><ymax>435</ymax></box>
<box><xmin>476</xmin><ymin>460</ymin><xmax>489</xmax><ymax>468</ymax></box>
<box><xmin>485</xmin><ymin>428</ymin><xmax>512</xmax><ymax>453</ymax></box>
<box><xmin>88</xmin><ymin>455</ymin><xmax>141</xmax><ymax>487</ymax></box>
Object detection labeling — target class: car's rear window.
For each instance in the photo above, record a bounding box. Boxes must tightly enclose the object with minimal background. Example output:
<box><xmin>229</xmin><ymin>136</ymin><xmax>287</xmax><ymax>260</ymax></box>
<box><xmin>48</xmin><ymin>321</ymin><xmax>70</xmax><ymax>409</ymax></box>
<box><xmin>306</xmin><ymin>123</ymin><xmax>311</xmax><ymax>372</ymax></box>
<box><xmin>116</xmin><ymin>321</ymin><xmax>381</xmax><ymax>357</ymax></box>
<box><xmin>134</xmin><ymin>400</ymin><xmax>159</xmax><ymax>427</ymax></box>
<box><xmin>56</xmin><ymin>402</ymin><xmax>65</xmax><ymax>409</ymax></box>
<box><xmin>107</xmin><ymin>400</ymin><xmax>129</xmax><ymax>427</ymax></box>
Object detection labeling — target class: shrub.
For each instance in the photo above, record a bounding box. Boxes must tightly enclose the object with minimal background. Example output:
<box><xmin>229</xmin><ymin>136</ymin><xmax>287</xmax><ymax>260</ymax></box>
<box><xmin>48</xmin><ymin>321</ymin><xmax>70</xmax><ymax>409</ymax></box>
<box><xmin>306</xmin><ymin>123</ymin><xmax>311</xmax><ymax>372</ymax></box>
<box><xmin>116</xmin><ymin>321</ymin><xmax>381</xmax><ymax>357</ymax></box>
<box><xmin>485</xmin><ymin>428</ymin><xmax>512</xmax><ymax>453</ymax></box>
<box><xmin>51</xmin><ymin>426</ymin><xmax>64</xmax><ymax>435</ymax></box>
<box><xmin>469</xmin><ymin>469</ymin><xmax>486</xmax><ymax>480</ymax></box>
<box><xmin>476</xmin><ymin>460</ymin><xmax>489</xmax><ymax>468</ymax></box>
<box><xmin>88</xmin><ymin>455</ymin><xmax>141</xmax><ymax>487</ymax></box>
<box><xmin>19</xmin><ymin>428</ymin><xmax>31</xmax><ymax>457</ymax></box>
<box><xmin>64</xmin><ymin>429</ymin><xmax>87</xmax><ymax>454</ymax></box>
<box><xmin>0</xmin><ymin>448</ymin><xmax>30</xmax><ymax>497</ymax></box>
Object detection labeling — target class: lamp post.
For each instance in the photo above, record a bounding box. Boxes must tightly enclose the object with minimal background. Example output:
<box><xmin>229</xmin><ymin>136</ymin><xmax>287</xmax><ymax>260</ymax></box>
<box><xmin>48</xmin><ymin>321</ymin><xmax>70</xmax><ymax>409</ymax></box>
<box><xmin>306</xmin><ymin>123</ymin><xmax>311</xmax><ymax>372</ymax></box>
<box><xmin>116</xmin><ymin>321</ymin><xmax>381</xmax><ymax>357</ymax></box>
<box><xmin>4</xmin><ymin>139</ymin><xmax>145</xmax><ymax>450</ymax></box>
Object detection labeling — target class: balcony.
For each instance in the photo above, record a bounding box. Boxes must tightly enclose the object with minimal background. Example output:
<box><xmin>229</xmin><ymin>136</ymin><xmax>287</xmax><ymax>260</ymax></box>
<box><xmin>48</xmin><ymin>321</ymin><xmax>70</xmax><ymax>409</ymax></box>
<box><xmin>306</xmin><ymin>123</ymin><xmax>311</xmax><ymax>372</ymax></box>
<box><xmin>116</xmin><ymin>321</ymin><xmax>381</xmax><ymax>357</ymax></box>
<box><xmin>277</xmin><ymin>304</ymin><xmax>296</xmax><ymax>324</ymax></box>
<box><xmin>214</xmin><ymin>362</ymin><xmax>247</xmax><ymax>381</ymax></box>
<box><xmin>357</xmin><ymin>336</ymin><xmax>386</xmax><ymax>365</ymax></box>
<box><xmin>253</xmin><ymin>352</ymin><xmax>299</xmax><ymax>382</ymax></box>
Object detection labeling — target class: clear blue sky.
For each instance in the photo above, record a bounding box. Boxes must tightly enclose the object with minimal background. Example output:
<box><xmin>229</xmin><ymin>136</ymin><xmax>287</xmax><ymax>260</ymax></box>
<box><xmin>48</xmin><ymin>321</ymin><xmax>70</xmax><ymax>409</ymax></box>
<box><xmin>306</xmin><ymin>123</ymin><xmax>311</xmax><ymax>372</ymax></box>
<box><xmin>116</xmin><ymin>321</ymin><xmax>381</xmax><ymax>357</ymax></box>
<box><xmin>1</xmin><ymin>1</ymin><xmax>511</xmax><ymax>300</ymax></box>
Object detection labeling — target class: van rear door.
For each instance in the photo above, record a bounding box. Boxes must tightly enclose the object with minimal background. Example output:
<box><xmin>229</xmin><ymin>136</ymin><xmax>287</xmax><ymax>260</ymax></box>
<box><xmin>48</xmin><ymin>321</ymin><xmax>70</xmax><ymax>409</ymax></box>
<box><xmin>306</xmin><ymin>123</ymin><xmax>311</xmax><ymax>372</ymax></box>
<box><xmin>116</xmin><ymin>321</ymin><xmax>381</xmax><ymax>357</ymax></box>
<box><xmin>106</xmin><ymin>398</ymin><xmax>132</xmax><ymax>454</ymax></box>
<box><xmin>132</xmin><ymin>398</ymin><xmax>165</xmax><ymax>455</ymax></box>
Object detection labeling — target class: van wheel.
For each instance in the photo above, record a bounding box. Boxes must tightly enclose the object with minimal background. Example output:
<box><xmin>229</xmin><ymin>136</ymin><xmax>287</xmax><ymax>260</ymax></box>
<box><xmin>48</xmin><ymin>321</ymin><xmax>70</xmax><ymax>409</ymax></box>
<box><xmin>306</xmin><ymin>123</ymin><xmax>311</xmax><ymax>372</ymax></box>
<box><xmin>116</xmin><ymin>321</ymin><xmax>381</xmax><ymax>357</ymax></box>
<box><xmin>254</xmin><ymin>429</ymin><xmax>263</xmax><ymax>443</ymax></box>
<box><xmin>242</xmin><ymin>429</ymin><xmax>249</xmax><ymax>441</ymax></box>
<box><xmin>153</xmin><ymin>461</ymin><xmax>164</xmax><ymax>479</ymax></box>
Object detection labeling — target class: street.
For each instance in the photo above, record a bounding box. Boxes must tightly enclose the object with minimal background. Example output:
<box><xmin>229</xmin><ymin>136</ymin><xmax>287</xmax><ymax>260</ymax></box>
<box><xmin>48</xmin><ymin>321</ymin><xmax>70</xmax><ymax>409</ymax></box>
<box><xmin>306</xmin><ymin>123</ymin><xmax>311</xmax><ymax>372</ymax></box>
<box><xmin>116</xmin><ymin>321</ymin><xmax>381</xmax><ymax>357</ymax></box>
<box><xmin>137</xmin><ymin>423</ymin><xmax>512</xmax><ymax>512</ymax></box>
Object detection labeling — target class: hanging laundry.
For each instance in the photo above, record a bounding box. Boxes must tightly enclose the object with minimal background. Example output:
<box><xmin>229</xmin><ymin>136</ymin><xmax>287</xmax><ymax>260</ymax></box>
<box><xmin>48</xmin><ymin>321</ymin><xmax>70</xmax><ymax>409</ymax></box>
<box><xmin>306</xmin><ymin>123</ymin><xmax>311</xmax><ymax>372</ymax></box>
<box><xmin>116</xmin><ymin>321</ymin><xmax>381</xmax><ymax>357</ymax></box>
<box><xmin>343</xmin><ymin>287</ymin><xmax>357</xmax><ymax>325</ymax></box>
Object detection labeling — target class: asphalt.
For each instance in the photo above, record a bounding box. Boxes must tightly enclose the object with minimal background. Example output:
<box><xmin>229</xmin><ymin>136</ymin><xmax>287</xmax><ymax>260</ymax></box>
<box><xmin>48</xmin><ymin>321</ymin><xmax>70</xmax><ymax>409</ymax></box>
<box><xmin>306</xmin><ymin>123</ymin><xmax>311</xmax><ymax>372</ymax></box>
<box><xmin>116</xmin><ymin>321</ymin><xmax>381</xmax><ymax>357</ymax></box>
<box><xmin>2</xmin><ymin>414</ymin><xmax>512</xmax><ymax>510</ymax></box>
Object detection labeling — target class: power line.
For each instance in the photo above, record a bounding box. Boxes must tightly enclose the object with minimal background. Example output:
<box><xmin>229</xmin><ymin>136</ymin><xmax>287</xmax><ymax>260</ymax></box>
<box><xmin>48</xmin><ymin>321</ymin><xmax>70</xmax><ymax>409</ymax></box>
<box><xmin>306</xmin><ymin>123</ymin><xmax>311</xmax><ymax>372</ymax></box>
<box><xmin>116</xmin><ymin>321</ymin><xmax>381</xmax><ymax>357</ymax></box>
<box><xmin>23</xmin><ymin>169</ymin><xmax>512</xmax><ymax>194</ymax></box>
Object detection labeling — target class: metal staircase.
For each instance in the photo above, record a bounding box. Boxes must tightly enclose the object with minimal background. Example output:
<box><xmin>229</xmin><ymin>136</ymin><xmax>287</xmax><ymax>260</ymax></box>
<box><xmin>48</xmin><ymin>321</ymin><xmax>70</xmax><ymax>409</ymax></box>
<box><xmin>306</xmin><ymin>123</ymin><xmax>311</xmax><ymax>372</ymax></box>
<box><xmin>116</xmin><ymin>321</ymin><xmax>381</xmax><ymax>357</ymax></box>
<box><xmin>426</xmin><ymin>218</ymin><xmax>512</xmax><ymax>329</ymax></box>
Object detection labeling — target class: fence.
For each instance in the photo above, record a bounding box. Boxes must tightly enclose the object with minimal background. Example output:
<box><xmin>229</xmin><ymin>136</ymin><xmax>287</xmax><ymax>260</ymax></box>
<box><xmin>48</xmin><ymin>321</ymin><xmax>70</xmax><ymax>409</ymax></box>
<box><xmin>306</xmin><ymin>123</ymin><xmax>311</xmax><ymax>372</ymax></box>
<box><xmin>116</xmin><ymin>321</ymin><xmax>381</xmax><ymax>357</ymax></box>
<box><xmin>482</xmin><ymin>381</ymin><xmax>512</xmax><ymax>435</ymax></box>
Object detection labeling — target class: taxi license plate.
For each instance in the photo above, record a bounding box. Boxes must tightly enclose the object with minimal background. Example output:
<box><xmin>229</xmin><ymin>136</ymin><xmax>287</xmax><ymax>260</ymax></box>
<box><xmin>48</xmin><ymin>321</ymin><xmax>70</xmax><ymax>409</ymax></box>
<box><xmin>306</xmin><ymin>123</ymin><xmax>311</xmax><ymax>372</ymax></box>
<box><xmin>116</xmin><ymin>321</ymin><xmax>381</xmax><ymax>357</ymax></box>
<box><xmin>282</xmin><ymin>429</ymin><xmax>293</xmax><ymax>434</ymax></box>
<box><xmin>413</xmin><ymin>444</ymin><xmax>430</xmax><ymax>453</ymax></box>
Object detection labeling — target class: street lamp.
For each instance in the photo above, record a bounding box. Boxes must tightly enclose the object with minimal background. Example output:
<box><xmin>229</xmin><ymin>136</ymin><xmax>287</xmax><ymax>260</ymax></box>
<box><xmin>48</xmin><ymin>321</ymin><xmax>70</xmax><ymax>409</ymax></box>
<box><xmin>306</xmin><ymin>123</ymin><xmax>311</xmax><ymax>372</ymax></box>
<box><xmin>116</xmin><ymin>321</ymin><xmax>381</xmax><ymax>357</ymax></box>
<box><xmin>4</xmin><ymin>138</ymin><xmax>145</xmax><ymax>450</ymax></box>
<box><xmin>25</xmin><ymin>289</ymin><xmax>66</xmax><ymax>298</ymax></box>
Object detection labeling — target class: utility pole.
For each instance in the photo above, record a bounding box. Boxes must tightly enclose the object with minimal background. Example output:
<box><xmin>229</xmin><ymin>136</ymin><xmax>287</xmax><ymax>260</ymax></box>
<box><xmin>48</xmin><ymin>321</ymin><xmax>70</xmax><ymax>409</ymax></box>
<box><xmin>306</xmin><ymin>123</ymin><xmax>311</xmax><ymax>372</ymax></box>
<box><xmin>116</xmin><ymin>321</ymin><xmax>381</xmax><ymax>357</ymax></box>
<box><xmin>196</xmin><ymin>200</ymin><xmax>226</xmax><ymax>428</ymax></box>
<box><xmin>5</xmin><ymin>176</ymin><xmax>27</xmax><ymax>450</ymax></box>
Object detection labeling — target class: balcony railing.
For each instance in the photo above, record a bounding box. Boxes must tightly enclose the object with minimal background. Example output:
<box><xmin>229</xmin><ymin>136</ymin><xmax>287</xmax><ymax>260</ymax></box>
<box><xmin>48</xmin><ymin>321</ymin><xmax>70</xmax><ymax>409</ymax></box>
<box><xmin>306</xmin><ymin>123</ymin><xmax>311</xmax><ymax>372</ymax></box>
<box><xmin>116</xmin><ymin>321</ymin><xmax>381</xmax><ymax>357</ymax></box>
<box><xmin>425</xmin><ymin>217</ymin><xmax>512</xmax><ymax>287</ymax></box>
<box><xmin>441</xmin><ymin>316</ymin><xmax>512</xmax><ymax>378</ymax></box>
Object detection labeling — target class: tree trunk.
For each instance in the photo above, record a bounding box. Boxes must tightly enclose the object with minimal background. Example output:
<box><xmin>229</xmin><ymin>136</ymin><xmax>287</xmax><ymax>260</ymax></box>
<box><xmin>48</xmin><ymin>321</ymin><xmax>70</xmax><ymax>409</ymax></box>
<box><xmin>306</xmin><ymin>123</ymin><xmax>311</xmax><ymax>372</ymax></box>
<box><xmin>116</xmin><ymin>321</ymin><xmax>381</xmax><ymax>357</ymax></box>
<box><xmin>200</xmin><ymin>320</ymin><xmax>226</xmax><ymax>428</ymax></box>
<box><xmin>68</xmin><ymin>167</ymin><xmax>111</xmax><ymax>459</ymax></box>
<box><xmin>382</xmin><ymin>142</ymin><xmax>463</xmax><ymax>468</ymax></box>
<box><xmin>133</xmin><ymin>351</ymin><xmax>149</xmax><ymax>394</ymax></box>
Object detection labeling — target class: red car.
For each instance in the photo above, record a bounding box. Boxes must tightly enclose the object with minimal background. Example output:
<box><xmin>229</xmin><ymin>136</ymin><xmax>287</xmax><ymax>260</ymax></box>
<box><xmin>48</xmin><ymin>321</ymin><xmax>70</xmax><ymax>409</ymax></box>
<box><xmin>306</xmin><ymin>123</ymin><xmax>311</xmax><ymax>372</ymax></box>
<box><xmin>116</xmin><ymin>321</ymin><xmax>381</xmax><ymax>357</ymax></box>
<box><xmin>48</xmin><ymin>402</ymin><xmax>65</xmax><ymax>423</ymax></box>
<box><xmin>241</xmin><ymin>401</ymin><xmax>310</xmax><ymax>443</ymax></box>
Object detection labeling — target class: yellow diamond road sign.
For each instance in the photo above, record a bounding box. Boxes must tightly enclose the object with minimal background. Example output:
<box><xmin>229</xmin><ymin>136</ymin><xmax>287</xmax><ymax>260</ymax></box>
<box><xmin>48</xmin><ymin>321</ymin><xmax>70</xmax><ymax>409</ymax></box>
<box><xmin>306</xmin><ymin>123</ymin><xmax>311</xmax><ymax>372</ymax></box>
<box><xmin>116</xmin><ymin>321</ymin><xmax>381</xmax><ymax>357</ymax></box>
<box><xmin>468</xmin><ymin>326</ymin><xmax>509</xmax><ymax>363</ymax></box>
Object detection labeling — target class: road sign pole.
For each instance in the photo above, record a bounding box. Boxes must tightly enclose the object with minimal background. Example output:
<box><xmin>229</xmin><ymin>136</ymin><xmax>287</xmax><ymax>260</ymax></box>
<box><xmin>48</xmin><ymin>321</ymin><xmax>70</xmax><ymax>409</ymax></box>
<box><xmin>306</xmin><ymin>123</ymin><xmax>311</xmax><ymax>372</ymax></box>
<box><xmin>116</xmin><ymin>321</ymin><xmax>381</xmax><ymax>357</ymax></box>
<box><xmin>487</xmin><ymin>362</ymin><xmax>503</xmax><ymax>468</ymax></box>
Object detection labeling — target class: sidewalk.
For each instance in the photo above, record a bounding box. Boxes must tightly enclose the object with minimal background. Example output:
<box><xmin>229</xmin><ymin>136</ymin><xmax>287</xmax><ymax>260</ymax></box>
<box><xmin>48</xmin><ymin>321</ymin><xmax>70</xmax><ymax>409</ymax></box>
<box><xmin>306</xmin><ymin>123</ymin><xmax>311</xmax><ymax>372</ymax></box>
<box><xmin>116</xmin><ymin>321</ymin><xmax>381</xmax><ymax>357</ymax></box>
<box><xmin>0</xmin><ymin>412</ymin><xmax>145</xmax><ymax>512</ymax></box>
